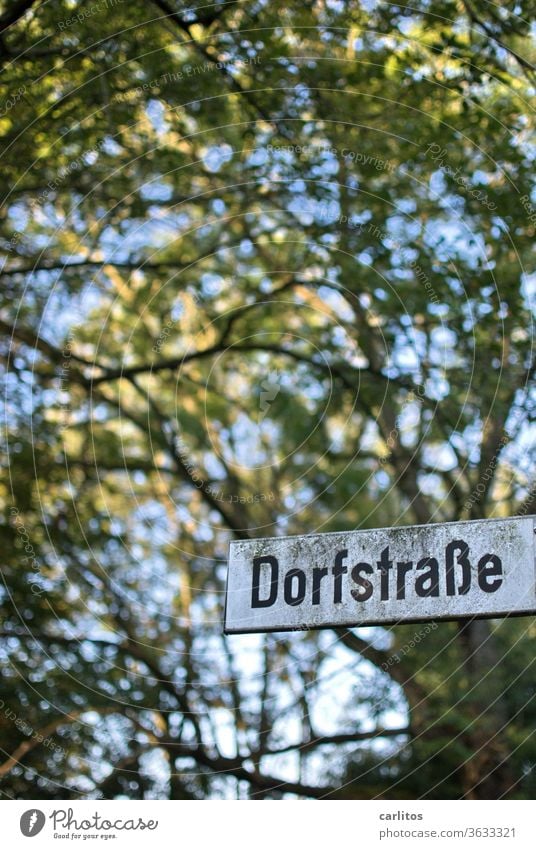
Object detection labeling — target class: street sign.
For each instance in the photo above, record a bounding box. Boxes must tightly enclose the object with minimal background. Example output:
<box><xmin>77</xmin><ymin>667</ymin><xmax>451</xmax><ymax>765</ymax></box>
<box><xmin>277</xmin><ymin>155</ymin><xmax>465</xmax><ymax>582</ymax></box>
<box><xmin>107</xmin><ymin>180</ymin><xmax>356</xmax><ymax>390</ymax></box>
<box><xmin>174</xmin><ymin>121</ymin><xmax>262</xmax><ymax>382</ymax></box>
<box><xmin>224</xmin><ymin>515</ymin><xmax>536</xmax><ymax>634</ymax></box>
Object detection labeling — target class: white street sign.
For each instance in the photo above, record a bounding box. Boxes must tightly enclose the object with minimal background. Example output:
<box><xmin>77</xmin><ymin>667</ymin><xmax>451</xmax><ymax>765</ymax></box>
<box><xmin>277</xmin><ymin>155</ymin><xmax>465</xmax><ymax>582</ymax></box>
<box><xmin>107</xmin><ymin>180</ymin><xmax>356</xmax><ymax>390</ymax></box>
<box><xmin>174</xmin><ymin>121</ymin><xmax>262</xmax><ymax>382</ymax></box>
<box><xmin>224</xmin><ymin>516</ymin><xmax>536</xmax><ymax>634</ymax></box>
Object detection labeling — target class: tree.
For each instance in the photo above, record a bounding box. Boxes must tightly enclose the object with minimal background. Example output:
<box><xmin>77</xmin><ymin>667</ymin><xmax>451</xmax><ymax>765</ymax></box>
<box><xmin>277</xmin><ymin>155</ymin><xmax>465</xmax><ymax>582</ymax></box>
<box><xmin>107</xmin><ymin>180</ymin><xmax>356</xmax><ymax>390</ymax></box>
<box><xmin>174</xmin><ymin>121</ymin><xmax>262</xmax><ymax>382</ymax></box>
<box><xmin>0</xmin><ymin>0</ymin><xmax>534</xmax><ymax>799</ymax></box>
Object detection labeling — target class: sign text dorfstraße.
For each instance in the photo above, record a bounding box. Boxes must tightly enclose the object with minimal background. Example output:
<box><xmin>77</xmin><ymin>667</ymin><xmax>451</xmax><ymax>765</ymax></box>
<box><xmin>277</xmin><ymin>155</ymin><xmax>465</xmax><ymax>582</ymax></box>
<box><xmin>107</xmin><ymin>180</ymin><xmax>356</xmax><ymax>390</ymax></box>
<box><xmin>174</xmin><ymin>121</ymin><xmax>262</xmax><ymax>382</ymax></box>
<box><xmin>224</xmin><ymin>516</ymin><xmax>536</xmax><ymax>633</ymax></box>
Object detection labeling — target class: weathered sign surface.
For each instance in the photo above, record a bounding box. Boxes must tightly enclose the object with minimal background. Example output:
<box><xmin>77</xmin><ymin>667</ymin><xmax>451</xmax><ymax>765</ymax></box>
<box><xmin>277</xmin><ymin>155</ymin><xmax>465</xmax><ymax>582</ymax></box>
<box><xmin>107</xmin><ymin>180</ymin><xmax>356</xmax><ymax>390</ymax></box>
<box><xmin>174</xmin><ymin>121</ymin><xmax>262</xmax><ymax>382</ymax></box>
<box><xmin>224</xmin><ymin>516</ymin><xmax>536</xmax><ymax>634</ymax></box>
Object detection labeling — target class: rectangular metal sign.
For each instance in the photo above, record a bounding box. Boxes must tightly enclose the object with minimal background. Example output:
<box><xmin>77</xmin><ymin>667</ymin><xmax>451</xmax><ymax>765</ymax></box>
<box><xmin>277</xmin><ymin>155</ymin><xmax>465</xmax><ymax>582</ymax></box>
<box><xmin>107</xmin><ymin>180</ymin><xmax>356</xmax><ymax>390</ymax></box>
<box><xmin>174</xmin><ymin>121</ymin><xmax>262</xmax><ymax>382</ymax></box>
<box><xmin>224</xmin><ymin>516</ymin><xmax>536</xmax><ymax>634</ymax></box>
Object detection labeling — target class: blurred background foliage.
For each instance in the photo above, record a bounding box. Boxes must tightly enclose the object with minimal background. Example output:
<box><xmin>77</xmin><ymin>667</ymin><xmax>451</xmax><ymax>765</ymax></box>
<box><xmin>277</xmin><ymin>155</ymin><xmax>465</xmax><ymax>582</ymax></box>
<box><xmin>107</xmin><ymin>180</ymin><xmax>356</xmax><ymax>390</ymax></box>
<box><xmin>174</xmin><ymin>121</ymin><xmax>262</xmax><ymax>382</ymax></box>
<box><xmin>0</xmin><ymin>0</ymin><xmax>535</xmax><ymax>799</ymax></box>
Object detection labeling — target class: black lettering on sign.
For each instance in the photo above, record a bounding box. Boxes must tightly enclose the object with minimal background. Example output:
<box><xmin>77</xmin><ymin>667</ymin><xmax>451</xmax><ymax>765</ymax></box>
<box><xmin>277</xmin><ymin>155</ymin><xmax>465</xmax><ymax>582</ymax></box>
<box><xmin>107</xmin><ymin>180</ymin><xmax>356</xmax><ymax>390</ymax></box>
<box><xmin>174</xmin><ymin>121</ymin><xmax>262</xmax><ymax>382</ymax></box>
<box><xmin>332</xmin><ymin>549</ymin><xmax>348</xmax><ymax>603</ymax></box>
<box><xmin>415</xmin><ymin>557</ymin><xmax>440</xmax><ymax>597</ymax></box>
<box><xmin>377</xmin><ymin>547</ymin><xmax>393</xmax><ymax>600</ymax></box>
<box><xmin>312</xmin><ymin>567</ymin><xmax>328</xmax><ymax>605</ymax></box>
<box><xmin>396</xmin><ymin>561</ymin><xmax>413</xmax><ymax>600</ymax></box>
<box><xmin>351</xmin><ymin>563</ymin><xmax>374</xmax><ymax>602</ymax></box>
<box><xmin>284</xmin><ymin>568</ymin><xmax>306</xmax><ymax>606</ymax></box>
<box><xmin>445</xmin><ymin>540</ymin><xmax>471</xmax><ymax>596</ymax></box>
<box><xmin>248</xmin><ymin>538</ymin><xmax>506</xmax><ymax>610</ymax></box>
<box><xmin>251</xmin><ymin>556</ymin><xmax>278</xmax><ymax>608</ymax></box>
<box><xmin>477</xmin><ymin>553</ymin><xmax>503</xmax><ymax>592</ymax></box>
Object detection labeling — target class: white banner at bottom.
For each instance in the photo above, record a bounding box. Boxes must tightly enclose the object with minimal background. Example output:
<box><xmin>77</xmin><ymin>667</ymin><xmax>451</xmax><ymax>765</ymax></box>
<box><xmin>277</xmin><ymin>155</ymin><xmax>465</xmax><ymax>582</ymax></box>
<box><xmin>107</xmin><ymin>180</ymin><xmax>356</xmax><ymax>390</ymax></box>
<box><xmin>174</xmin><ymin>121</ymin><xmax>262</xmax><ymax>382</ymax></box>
<box><xmin>2</xmin><ymin>800</ymin><xmax>535</xmax><ymax>848</ymax></box>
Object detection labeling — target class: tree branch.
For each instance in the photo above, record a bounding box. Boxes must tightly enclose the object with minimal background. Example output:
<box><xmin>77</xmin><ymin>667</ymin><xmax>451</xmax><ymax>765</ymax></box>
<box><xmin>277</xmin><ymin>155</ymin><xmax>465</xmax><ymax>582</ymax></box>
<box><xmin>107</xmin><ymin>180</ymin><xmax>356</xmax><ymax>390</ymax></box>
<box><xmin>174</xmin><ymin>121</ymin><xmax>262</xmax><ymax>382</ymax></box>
<box><xmin>264</xmin><ymin>726</ymin><xmax>410</xmax><ymax>756</ymax></box>
<box><xmin>0</xmin><ymin>0</ymin><xmax>39</xmax><ymax>36</ymax></box>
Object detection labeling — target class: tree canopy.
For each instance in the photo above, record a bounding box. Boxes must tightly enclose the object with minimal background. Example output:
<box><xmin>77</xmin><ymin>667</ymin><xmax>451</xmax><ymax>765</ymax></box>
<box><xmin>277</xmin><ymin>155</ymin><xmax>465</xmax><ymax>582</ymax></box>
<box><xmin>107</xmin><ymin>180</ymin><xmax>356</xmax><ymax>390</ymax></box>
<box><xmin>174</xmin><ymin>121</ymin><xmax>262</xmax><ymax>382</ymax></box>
<box><xmin>0</xmin><ymin>0</ymin><xmax>535</xmax><ymax>799</ymax></box>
